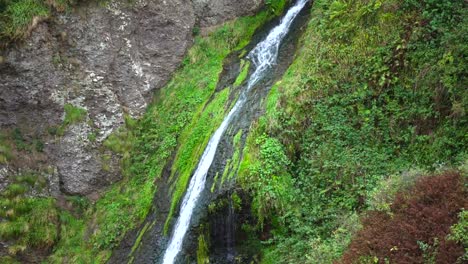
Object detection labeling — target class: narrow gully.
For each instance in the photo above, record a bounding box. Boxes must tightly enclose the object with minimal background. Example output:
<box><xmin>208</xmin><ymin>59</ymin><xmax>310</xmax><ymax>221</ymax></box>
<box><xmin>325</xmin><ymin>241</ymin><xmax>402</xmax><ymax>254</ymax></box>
<box><xmin>162</xmin><ymin>1</ymin><xmax>310</xmax><ymax>263</ymax></box>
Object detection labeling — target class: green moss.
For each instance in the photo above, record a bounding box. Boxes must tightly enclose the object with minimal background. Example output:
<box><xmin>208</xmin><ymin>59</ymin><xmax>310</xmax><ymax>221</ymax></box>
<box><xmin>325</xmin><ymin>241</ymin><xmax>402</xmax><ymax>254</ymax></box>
<box><xmin>56</xmin><ymin>104</ymin><xmax>87</xmax><ymax>136</ymax></box>
<box><xmin>0</xmin><ymin>0</ymin><xmax>49</xmax><ymax>41</ymax></box>
<box><xmin>0</xmin><ymin>132</ymin><xmax>13</xmax><ymax>164</ymax></box>
<box><xmin>233</xmin><ymin>129</ymin><xmax>243</xmax><ymax>145</ymax></box>
<box><xmin>234</xmin><ymin>60</ymin><xmax>251</xmax><ymax>86</ymax></box>
<box><xmin>0</xmin><ymin>180</ymin><xmax>59</xmax><ymax>257</ymax></box>
<box><xmin>197</xmin><ymin>234</ymin><xmax>210</xmax><ymax>264</ymax></box>
<box><xmin>228</xmin><ymin>131</ymin><xmax>243</xmax><ymax>181</ymax></box>
<box><xmin>162</xmin><ymin>10</ymin><xmax>280</xmax><ymax>234</ymax></box>
<box><xmin>165</xmin><ymin>88</ymin><xmax>230</xmax><ymax>233</ymax></box>
<box><xmin>219</xmin><ymin>129</ymin><xmax>243</xmax><ymax>190</ymax></box>
<box><xmin>130</xmin><ymin>222</ymin><xmax>150</xmax><ymax>255</ymax></box>
<box><xmin>210</xmin><ymin>171</ymin><xmax>219</xmax><ymax>193</ymax></box>
<box><xmin>265</xmin><ymin>0</ymin><xmax>289</xmax><ymax>16</ymax></box>
<box><xmin>231</xmin><ymin>192</ymin><xmax>242</xmax><ymax>211</ymax></box>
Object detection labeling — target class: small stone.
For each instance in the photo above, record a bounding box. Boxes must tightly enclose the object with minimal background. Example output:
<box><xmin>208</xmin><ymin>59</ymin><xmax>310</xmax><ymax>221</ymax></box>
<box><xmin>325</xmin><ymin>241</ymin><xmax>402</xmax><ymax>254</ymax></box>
<box><xmin>0</xmin><ymin>56</ymin><xmax>4</xmax><ymax>64</ymax></box>
<box><xmin>60</xmin><ymin>31</ymin><xmax>67</xmax><ymax>41</ymax></box>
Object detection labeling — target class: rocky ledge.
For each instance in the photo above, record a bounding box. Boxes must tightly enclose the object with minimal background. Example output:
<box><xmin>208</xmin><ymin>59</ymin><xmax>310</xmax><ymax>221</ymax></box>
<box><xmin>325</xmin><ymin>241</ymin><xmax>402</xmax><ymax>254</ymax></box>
<box><xmin>0</xmin><ymin>0</ymin><xmax>263</xmax><ymax>196</ymax></box>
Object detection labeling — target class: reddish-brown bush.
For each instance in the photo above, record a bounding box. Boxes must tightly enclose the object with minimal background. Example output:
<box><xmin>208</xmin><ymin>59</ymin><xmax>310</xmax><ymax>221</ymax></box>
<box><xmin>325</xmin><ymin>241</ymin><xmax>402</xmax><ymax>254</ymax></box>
<box><xmin>340</xmin><ymin>171</ymin><xmax>467</xmax><ymax>264</ymax></box>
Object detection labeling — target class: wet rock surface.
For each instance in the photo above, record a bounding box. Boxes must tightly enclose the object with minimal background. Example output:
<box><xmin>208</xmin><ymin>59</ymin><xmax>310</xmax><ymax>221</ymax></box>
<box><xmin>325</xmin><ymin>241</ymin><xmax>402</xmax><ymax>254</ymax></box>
<box><xmin>109</xmin><ymin>4</ymin><xmax>311</xmax><ymax>263</ymax></box>
<box><xmin>0</xmin><ymin>0</ymin><xmax>262</xmax><ymax>196</ymax></box>
<box><xmin>202</xmin><ymin>8</ymin><xmax>311</xmax><ymax>263</ymax></box>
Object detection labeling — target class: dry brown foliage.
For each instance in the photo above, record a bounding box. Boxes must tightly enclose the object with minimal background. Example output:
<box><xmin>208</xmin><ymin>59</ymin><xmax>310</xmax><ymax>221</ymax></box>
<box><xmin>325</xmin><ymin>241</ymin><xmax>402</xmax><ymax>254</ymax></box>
<box><xmin>340</xmin><ymin>171</ymin><xmax>467</xmax><ymax>264</ymax></box>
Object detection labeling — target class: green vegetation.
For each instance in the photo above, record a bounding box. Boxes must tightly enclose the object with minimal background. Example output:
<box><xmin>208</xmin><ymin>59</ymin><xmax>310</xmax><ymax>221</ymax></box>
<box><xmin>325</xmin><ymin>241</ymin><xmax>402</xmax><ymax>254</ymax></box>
<box><xmin>0</xmin><ymin>4</ymin><xmax>288</xmax><ymax>263</ymax></box>
<box><xmin>0</xmin><ymin>131</ymin><xmax>13</xmax><ymax>163</ymax></box>
<box><xmin>11</xmin><ymin>128</ymin><xmax>29</xmax><ymax>151</ymax></box>
<box><xmin>48</xmin><ymin>211</ymin><xmax>96</xmax><ymax>263</ymax></box>
<box><xmin>218</xmin><ymin>129</ymin><xmax>243</xmax><ymax>190</ymax></box>
<box><xmin>103</xmin><ymin>114</ymin><xmax>137</xmax><ymax>170</ymax></box>
<box><xmin>156</xmin><ymin>9</ymin><xmax>285</xmax><ymax>234</ymax></box>
<box><xmin>47</xmin><ymin>103</ymin><xmax>88</xmax><ymax>136</ymax></box>
<box><xmin>231</xmin><ymin>191</ymin><xmax>242</xmax><ymax>211</ymax></box>
<box><xmin>448</xmin><ymin>209</ymin><xmax>468</xmax><ymax>262</ymax></box>
<box><xmin>0</xmin><ymin>173</ymin><xmax>57</xmax><ymax>258</ymax></box>
<box><xmin>265</xmin><ymin>0</ymin><xmax>289</xmax><ymax>15</ymax></box>
<box><xmin>130</xmin><ymin>222</ymin><xmax>150</xmax><ymax>255</ymax></box>
<box><xmin>0</xmin><ymin>0</ymin><xmax>49</xmax><ymax>42</ymax></box>
<box><xmin>0</xmin><ymin>0</ymin><xmax>74</xmax><ymax>46</ymax></box>
<box><xmin>197</xmin><ymin>233</ymin><xmax>210</xmax><ymax>264</ymax></box>
<box><xmin>0</xmin><ymin>128</ymin><xmax>47</xmax><ymax>168</ymax></box>
<box><xmin>0</xmin><ymin>182</ymin><xmax>90</xmax><ymax>262</ymax></box>
<box><xmin>4</xmin><ymin>0</ymin><xmax>466</xmax><ymax>262</ymax></box>
<box><xmin>237</xmin><ymin>0</ymin><xmax>467</xmax><ymax>262</ymax></box>
<box><xmin>234</xmin><ymin>60</ymin><xmax>251</xmax><ymax>86</ymax></box>
<box><xmin>57</xmin><ymin>103</ymin><xmax>87</xmax><ymax>135</ymax></box>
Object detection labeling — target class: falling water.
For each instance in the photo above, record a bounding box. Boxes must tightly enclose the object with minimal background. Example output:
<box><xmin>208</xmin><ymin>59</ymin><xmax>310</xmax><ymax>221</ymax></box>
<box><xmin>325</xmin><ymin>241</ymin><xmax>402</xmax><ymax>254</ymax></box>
<box><xmin>161</xmin><ymin>1</ymin><xmax>309</xmax><ymax>263</ymax></box>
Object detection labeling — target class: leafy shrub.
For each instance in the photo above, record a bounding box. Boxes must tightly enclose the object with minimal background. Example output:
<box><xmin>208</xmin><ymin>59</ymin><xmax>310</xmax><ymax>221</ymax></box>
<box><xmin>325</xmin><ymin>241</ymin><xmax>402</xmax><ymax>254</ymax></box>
<box><xmin>340</xmin><ymin>171</ymin><xmax>466</xmax><ymax>263</ymax></box>
<box><xmin>447</xmin><ymin>209</ymin><xmax>468</xmax><ymax>262</ymax></box>
<box><xmin>237</xmin><ymin>0</ymin><xmax>467</xmax><ymax>262</ymax></box>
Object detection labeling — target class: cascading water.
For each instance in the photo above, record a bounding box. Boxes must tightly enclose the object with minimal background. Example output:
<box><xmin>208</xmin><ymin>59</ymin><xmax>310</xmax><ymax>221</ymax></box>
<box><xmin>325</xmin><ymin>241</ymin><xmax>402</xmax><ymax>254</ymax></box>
<box><xmin>161</xmin><ymin>1</ymin><xmax>309</xmax><ymax>263</ymax></box>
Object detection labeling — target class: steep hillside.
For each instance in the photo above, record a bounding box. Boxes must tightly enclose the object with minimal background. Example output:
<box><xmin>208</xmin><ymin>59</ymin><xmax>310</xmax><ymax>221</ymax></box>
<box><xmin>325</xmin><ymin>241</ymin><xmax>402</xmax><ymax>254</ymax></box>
<box><xmin>0</xmin><ymin>0</ymin><xmax>290</xmax><ymax>262</ymax></box>
<box><xmin>237</xmin><ymin>0</ymin><xmax>467</xmax><ymax>263</ymax></box>
<box><xmin>0</xmin><ymin>0</ymin><xmax>466</xmax><ymax>263</ymax></box>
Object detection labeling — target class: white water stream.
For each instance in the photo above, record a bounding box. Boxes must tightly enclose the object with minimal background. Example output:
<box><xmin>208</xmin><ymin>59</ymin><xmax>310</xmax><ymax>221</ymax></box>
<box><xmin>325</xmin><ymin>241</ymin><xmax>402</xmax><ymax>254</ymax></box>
<box><xmin>161</xmin><ymin>1</ymin><xmax>309</xmax><ymax>263</ymax></box>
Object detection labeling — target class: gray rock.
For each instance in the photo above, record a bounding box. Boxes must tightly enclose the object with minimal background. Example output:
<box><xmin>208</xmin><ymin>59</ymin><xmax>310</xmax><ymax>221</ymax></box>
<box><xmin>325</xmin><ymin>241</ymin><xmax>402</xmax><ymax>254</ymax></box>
<box><xmin>1</xmin><ymin>0</ymin><xmax>195</xmax><ymax>195</ymax></box>
<box><xmin>193</xmin><ymin>0</ymin><xmax>263</xmax><ymax>27</ymax></box>
<box><xmin>0</xmin><ymin>24</ymin><xmax>64</xmax><ymax>132</ymax></box>
<box><xmin>0</xmin><ymin>0</ymin><xmax>264</xmax><ymax>196</ymax></box>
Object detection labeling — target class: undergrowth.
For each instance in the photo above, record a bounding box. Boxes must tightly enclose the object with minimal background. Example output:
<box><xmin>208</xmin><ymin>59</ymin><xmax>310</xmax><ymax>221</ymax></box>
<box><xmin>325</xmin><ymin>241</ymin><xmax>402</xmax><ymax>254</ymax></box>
<box><xmin>0</xmin><ymin>173</ymin><xmax>57</xmax><ymax>258</ymax></box>
<box><xmin>0</xmin><ymin>0</ymin><xmax>73</xmax><ymax>46</ymax></box>
<box><xmin>340</xmin><ymin>171</ymin><xmax>466</xmax><ymax>263</ymax></box>
<box><xmin>40</xmin><ymin>3</ymin><xmax>287</xmax><ymax>262</ymax></box>
<box><xmin>1</xmin><ymin>0</ymin><xmax>289</xmax><ymax>262</ymax></box>
<box><xmin>237</xmin><ymin>0</ymin><xmax>467</xmax><ymax>262</ymax></box>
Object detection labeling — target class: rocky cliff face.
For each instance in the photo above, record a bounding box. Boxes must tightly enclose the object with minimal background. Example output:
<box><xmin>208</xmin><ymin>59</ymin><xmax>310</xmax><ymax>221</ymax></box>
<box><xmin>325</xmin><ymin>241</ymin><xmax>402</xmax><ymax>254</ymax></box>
<box><xmin>193</xmin><ymin>0</ymin><xmax>262</xmax><ymax>27</ymax></box>
<box><xmin>0</xmin><ymin>0</ymin><xmax>263</xmax><ymax>196</ymax></box>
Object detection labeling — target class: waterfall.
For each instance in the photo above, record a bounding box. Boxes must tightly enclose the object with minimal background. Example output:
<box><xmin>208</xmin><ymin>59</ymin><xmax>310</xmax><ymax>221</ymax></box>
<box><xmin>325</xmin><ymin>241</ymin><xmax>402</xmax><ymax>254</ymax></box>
<box><xmin>161</xmin><ymin>1</ymin><xmax>309</xmax><ymax>263</ymax></box>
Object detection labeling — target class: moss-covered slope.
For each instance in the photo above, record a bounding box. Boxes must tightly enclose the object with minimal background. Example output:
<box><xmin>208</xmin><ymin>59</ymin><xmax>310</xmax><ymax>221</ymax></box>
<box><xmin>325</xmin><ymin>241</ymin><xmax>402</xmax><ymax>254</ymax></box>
<box><xmin>0</xmin><ymin>1</ymin><xmax>289</xmax><ymax>262</ymax></box>
<box><xmin>237</xmin><ymin>0</ymin><xmax>467</xmax><ymax>262</ymax></box>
